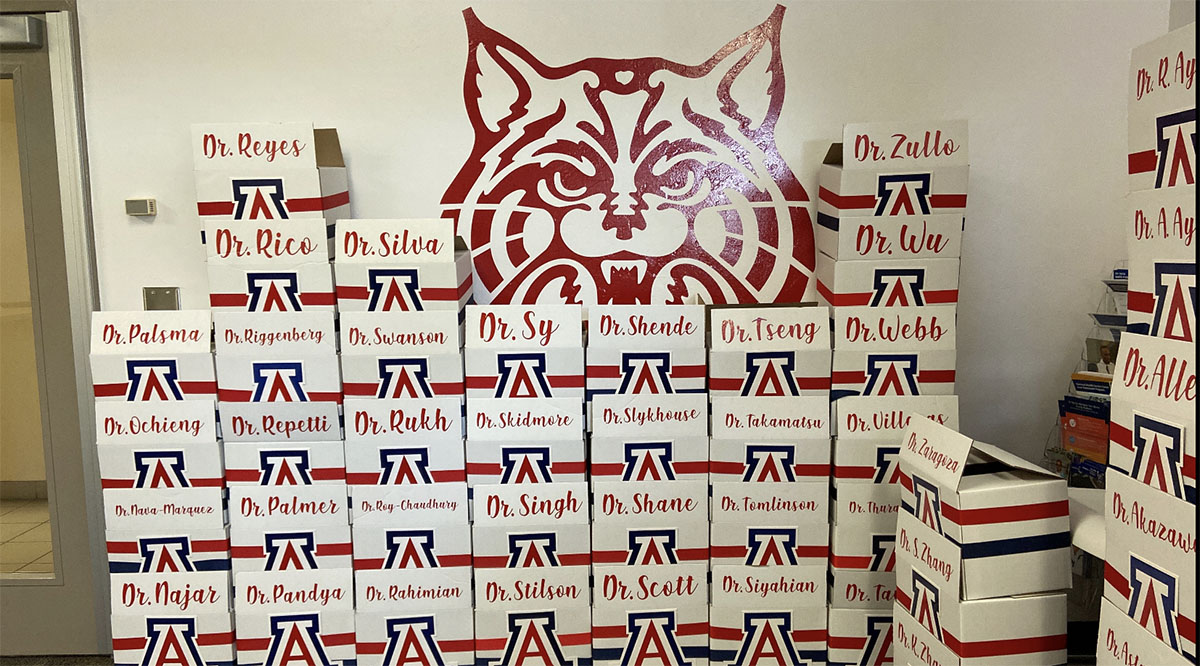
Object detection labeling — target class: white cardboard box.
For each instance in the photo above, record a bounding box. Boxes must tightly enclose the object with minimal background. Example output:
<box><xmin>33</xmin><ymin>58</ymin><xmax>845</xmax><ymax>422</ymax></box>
<box><xmin>709</xmin><ymin>522</ymin><xmax>829</xmax><ymax>568</ymax></box>
<box><xmin>474</xmin><ymin>567</ymin><xmax>592</xmax><ymax>666</ymax></box>
<box><xmin>1108</xmin><ymin>333</ymin><xmax>1197</xmax><ymax>504</ymax></box>
<box><xmin>350</xmin><ymin>484</ymin><xmax>468</xmax><ymax>527</ymax></box>
<box><xmin>110</xmin><ymin>571</ymin><xmax>233</xmax><ymax>666</ymax></box>
<box><xmin>472</xmin><ymin>523</ymin><xmax>592</xmax><ymax>568</ymax></box>
<box><xmin>830</xmin><ymin>491</ymin><xmax>900</xmax><ymax>575</ymax></box>
<box><xmin>709</xmin><ymin>565</ymin><xmax>827</xmax><ymax>666</ymax></box>
<box><xmin>334</xmin><ymin>219</ymin><xmax>472</xmax><ymax>314</ymax></box>
<box><xmin>214</xmin><ymin>354</ymin><xmax>342</xmax><ymax>404</ymax></box>
<box><xmin>831</xmin><ymin>479</ymin><xmax>901</xmax><ymax>528</ymax></box>
<box><xmin>207</xmin><ymin>260</ymin><xmax>336</xmax><ymax>312</ymax></box>
<box><xmin>228</xmin><ymin>485</ymin><xmax>349</xmax><ymax>529</ymax></box>
<box><xmin>351</xmin><ymin>522</ymin><xmax>472</xmax><ymax>570</ymax></box>
<box><xmin>709</xmin><ymin>437</ymin><xmax>832</xmax><ymax>483</ymax></box>
<box><xmin>464</xmin><ymin>305</ymin><xmax>584</xmax><ymax>400</ymax></box>
<box><xmin>819</xmin><ymin>212</ymin><xmax>963</xmax><ymax>262</ymax></box>
<box><xmin>827</xmin><ymin>607</ymin><xmax>894</xmax><ymax>666</ymax></box>
<box><xmin>1125</xmin><ymin>186</ymin><xmax>1195</xmax><ymax>340</ymax></box>
<box><xmin>103</xmin><ymin>487</ymin><xmax>224</xmax><ymax>532</ymax></box>
<box><xmin>1103</xmin><ymin>470</ymin><xmax>1197</xmax><ymax>661</ymax></box>
<box><xmin>1098</xmin><ymin>596</ymin><xmax>1194</xmax><ymax>666</ymax></box>
<box><xmin>833</xmin><ymin>304</ymin><xmax>957</xmax><ymax>351</ymax></box>
<box><xmin>466</xmin><ymin>397</ymin><xmax>584</xmax><ymax>442</ymax></box>
<box><xmin>192</xmin><ymin>123</ymin><xmax>348</xmax><ymax>243</ymax></box>
<box><xmin>897</xmin><ymin>419</ymin><xmax>1071</xmax><ymax>600</ymax></box>
<box><xmin>1126</xmin><ymin>24</ymin><xmax>1196</xmax><ymax>192</ymax></box>
<box><xmin>833</xmin><ymin>437</ymin><xmax>907</xmax><ymax>486</ymax></box>
<box><xmin>98</xmin><ymin>441</ymin><xmax>225</xmax><ymax>490</ymax></box>
<box><xmin>204</xmin><ymin>218</ymin><xmax>328</xmax><ymax>266</ymax></box>
<box><xmin>473</xmin><ymin>482</ymin><xmax>589</xmax><ymax>525</ymax></box>
<box><xmin>591</xmin><ymin>393</ymin><xmax>708</xmax><ymax>481</ymax></box>
<box><xmin>816</xmin><ymin>253</ymin><xmax>961</xmax><ymax>311</ymax></box>
<box><xmin>339</xmin><ymin>310</ymin><xmax>464</xmax><ymax>399</ymax></box>
<box><xmin>832</xmin><ymin>395</ymin><xmax>959</xmax><ymax>441</ymax></box>
<box><xmin>586</xmin><ymin>305</ymin><xmax>706</xmax><ymax>400</ymax></box>
<box><xmin>709</xmin><ymin>396</ymin><xmax>832</xmax><ymax>482</ymax></box>
<box><xmin>831</xmin><ymin>348</ymin><xmax>957</xmax><ymax>400</ymax></box>
<box><xmin>711</xmin><ymin>481</ymin><xmax>828</xmax><ymax>525</ymax></box>
<box><xmin>592</xmin><ymin>480</ymin><xmax>707</xmax><ymax>566</ymax></box>
<box><xmin>343</xmin><ymin>397</ymin><xmax>465</xmax><ymax>484</ymax></box>
<box><xmin>829</xmin><ymin>568</ymin><xmax>897</xmax><ymax>609</ymax></box>
<box><xmin>592</xmin><ymin>563</ymin><xmax>709</xmax><ymax>665</ymax></box>
<box><xmin>354</xmin><ymin>570</ymin><xmax>475</xmax><ymax>666</ymax></box>
<box><xmin>465</xmin><ymin>438</ymin><xmax>586</xmax><ymax>486</ymax></box>
<box><xmin>223</xmin><ymin>440</ymin><xmax>346</xmax><ymax>485</ymax></box>
<box><xmin>230</xmin><ymin>522</ymin><xmax>352</xmax><ymax>574</ymax></box>
<box><xmin>819</xmin><ymin>120</ymin><xmax>969</xmax><ymax>211</ymax></box>
<box><xmin>893</xmin><ymin>551</ymin><xmax>1067</xmax><ymax>666</ymax></box>
<box><xmin>233</xmin><ymin>568</ymin><xmax>356</xmax><ymax>666</ymax></box>
<box><xmin>90</xmin><ymin>311</ymin><xmax>215</xmax><ymax>402</ymax></box>
<box><xmin>96</xmin><ymin>400</ymin><xmax>217</xmax><ymax>445</ymax></box>
<box><xmin>708</xmin><ymin>306</ymin><xmax>831</xmax><ymax>398</ymax></box>
<box><xmin>219</xmin><ymin>402</ymin><xmax>342</xmax><ymax>442</ymax></box>
<box><xmin>106</xmin><ymin>527</ymin><xmax>230</xmax><ymax>574</ymax></box>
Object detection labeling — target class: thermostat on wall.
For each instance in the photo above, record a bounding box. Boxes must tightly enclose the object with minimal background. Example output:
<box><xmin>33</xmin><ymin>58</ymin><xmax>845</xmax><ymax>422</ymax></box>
<box><xmin>125</xmin><ymin>198</ymin><xmax>157</xmax><ymax>216</ymax></box>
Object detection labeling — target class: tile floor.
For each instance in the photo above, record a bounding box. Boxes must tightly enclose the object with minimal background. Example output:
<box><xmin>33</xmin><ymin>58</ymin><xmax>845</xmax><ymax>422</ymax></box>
<box><xmin>0</xmin><ymin>499</ymin><xmax>54</xmax><ymax>575</ymax></box>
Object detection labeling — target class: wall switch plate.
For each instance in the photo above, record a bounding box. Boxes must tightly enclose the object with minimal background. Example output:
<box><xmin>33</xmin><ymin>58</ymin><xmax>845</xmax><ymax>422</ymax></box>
<box><xmin>142</xmin><ymin>287</ymin><xmax>180</xmax><ymax>311</ymax></box>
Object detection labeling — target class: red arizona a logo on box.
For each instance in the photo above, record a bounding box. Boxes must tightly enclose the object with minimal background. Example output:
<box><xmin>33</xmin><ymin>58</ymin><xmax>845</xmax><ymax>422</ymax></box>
<box><xmin>497</xmin><ymin>612</ymin><xmax>571</xmax><ymax>666</ymax></box>
<box><xmin>732</xmin><ymin>612</ymin><xmax>806</xmax><ymax>666</ymax></box>
<box><xmin>265</xmin><ymin>613</ymin><xmax>334</xmax><ymax>666</ymax></box>
<box><xmin>382</xmin><ymin>617</ymin><xmax>446</xmax><ymax>666</ymax></box>
<box><xmin>140</xmin><ymin>617</ymin><xmax>207</xmax><ymax>666</ymax></box>
<box><xmin>620</xmin><ymin>611</ymin><xmax>689</xmax><ymax>666</ymax></box>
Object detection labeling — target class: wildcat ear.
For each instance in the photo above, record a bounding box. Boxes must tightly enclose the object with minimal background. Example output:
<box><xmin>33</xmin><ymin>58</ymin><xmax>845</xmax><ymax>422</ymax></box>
<box><xmin>700</xmin><ymin>4</ymin><xmax>786</xmax><ymax>135</ymax></box>
<box><xmin>462</xmin><ymin>8</ymin><xmax>552</xmax><ymax>136</ymax></box>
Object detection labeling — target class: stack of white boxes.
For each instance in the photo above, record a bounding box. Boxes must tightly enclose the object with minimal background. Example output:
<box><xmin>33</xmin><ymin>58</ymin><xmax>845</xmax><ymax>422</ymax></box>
<box><xmin>91</xmin><ymin>310</ymin><xmax>234</xmax><ymax>666</ymax></box>
<box><xmin>817</xmin><ymin>120</ymin><xmax>968</xmax><ymax>666</ymax></box>
<box><xmin>892</xmin><ymin>418</ymin><xmax>1071</xmax><ymax>665</ymax></box>
<box><xmin>588</xmin><ymin>302</ymin><xmax>710</xmax><ymax>664</ymax></box>
<box><xmin>707</xmin><ymin>306</ymin><xmax>831</xmax><ymax>665</ymax></box>
<box><xmin>464</xmin><ymin>304</ymin><xmax>592</xmax><ymax>666</ymax></box>
<box><xmin>1098</xmin><ymin>23</ymin><xmax>1196</xmax><ymax>666</ymax></box>
<box><xmin>332</xmin><ymin>218</ymin><xmax>474</xmax><ymax>666</ymax></box>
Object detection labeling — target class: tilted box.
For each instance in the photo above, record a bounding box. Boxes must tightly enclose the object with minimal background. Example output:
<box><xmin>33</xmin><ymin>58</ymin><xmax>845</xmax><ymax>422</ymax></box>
<box><xmin>334</xmin><ymin>218</ymin><xmax>472</xmax><ymax>314</ymax></box>
<box><xmin>90</xmin><ymin>311</ymin><xmax>215</xmax><ymax>402</ymax></box>
<box><xmin>1098</xmin><ymin>597</ymin><xmax>1194</xmax><ymax>666</ymax></box>
<box><xmin>893</xmin><ymin>510</ymin><xmax>1067</xmax><ymax>666</ymax></box>
<box><xmin>896</xmin><ymin>418</ymin><xmax>1071</xmax><ymax>600</ymax></box>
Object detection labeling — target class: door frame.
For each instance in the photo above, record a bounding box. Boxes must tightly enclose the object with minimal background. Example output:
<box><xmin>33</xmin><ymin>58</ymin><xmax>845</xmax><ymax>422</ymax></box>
<box><xmin>0</xmin><ymin>6</ymin><xmax>106</xmax><ymax>654</ymax></box>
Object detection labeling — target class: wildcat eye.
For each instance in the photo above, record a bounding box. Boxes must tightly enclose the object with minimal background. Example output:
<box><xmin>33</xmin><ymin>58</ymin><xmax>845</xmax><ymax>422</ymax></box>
<box><xmin>552</xmin><ymin>170</ymin><xmax>588</xmax><ymax>198</ymax></box>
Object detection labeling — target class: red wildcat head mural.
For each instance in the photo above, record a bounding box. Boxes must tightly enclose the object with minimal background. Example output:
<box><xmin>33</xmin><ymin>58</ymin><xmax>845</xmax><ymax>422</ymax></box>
<box><xmin>441</xmin><ymin>5</ymin><xmax>813</xmax><ymax>305</ymax></box>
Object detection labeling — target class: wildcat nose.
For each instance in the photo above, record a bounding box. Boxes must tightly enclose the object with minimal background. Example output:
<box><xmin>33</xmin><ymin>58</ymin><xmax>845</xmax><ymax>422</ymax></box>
<box><xmin>611</xmin><ymin>191</ymin><xmax>639</xmax><ymax>216</ymax></box>
<box><xmin>602</xmin><ymin>214</ymin><xmax>647</xmax><ymax>241</ymax></box>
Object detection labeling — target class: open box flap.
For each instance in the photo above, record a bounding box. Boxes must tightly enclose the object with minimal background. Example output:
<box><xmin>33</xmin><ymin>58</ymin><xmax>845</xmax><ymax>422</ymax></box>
<box><xmin>899</xmin><ymin>416</ymin><xmax>973</xmax><ymax>490</ymax></box>
<box><xmin>312</xmin><ymin>128</ymin><xmax>344</xmax><ymax>168</ymax></box>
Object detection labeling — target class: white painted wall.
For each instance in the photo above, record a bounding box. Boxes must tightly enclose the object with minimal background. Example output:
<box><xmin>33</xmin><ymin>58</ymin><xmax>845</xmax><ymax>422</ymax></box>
<box><xmin>77</xmin><ymin>0</ymin><xmax>1170</xmax><ymax>461</ymax></box>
